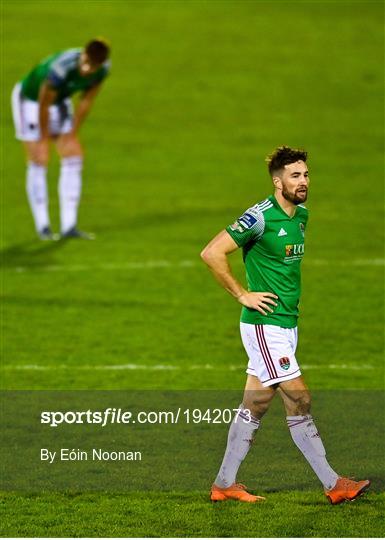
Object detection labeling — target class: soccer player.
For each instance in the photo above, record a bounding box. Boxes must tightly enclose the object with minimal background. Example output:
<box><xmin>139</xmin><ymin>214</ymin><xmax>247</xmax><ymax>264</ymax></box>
<box><xmin>11</xmin><ymin>38</ymin><xmax>111</xmax><ymax>240</ymax></box>
<box><xmin>201</xmin><ymin>146</ymin><xmax>370</xmax><ymax>504</ymax></box>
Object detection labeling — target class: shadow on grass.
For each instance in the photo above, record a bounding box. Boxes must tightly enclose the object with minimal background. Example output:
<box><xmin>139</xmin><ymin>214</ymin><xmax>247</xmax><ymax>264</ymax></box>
<box><xmin>0</xmin><ymin>238</ymin><xmax>69</xmax><ymax>269</ymax></box>
<box><xmin>3</xmin><ymin>295</ymin><xmax>158</xmax><ymax>309</ymax></box>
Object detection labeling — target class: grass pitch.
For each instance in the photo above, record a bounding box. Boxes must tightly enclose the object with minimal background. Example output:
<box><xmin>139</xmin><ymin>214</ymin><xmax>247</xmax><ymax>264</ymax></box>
<box><xmin>1</xmin><ymin>0</ymin><xmax>384</xmax><ymax>537</ymax></box>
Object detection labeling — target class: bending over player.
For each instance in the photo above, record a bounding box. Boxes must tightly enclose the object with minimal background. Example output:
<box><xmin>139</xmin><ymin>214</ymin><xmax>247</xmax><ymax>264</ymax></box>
<box><xmin>11</xmin><ymin>38</ymin><xmax>110</xmax><ymax>239</ymax></box>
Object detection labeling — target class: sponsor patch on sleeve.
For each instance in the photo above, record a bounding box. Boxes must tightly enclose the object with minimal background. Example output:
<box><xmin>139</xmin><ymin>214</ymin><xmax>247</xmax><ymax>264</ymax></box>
<box><xmin>237</xmin><ymin>212</ymin><xmax>258</xmax><ymax>229</ymax></box>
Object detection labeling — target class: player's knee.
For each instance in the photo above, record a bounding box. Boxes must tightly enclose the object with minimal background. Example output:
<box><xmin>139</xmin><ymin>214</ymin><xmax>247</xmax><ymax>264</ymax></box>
<box><xmin>57</xmin><ymin>136</ymin><xmax>83</xmax><ymax>158</ymax></box>
<box><xmin>72</xmin><ymin>140</ymin><xmax>84</xmax><ymax>158</ymax></box>
<box><xmin>25</xmin><ymin>144</ymin><xmax>48</xmax><ymax>166</ymax></box>
<box><xmin>29</xmin><ymin>151</ymin><xmax>48</xmax><ymax>167</ymax></box>
<box><xmin>32</xmin><ymin>157</ymin><xmax>48</xmax><ymax>167</ymax></box>
<box><xmin>68</xmin><ymin>149</ymin><xmax>83</xmax><ymax>160</ymax></box>
<box><xmin>66</xmin><ymin>142</ymin><xmax>83</xmax><ymax>158</ymax></box>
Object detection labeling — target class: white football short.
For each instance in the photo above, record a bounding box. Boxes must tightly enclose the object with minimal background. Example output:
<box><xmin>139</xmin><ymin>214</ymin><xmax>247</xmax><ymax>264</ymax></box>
<box><xmin>240</xmin><ymin>322</ymin><xmax>301</xmax><ymax>387</ymax></box>
<box><xmin>11</xmin><ymin>83</ymin><xmax>73</xmax><ymax>141</ymax></box>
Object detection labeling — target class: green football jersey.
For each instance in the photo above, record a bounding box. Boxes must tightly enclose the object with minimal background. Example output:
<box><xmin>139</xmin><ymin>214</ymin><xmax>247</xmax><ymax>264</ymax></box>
<box><xmin>226</xmin><ymin>195</ymin><xmax>308</xmax><ymax>328</ymax></box>
<box><xmin>20</xmin><ymin>48</ymin><xmax>110</xmax><ymax>103</ymax></box>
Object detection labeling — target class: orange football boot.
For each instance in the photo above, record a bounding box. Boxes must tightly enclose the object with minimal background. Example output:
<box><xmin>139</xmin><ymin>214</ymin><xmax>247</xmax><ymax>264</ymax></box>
<box><xmin>210</xmin><ymin>483</ymin><xmax>266</xmax><ymax>503</ymax></box>
<box><xmin>325</xmin><ymin>477</ymin><xmax>370</xmax><ymax>504</ymax></box>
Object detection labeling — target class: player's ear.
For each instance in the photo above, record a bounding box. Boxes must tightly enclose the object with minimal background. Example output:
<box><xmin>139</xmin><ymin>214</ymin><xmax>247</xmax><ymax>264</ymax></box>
<box><xmin>272</xmin><ymin>175</ymin><xmax>282</xmax><ymax>190</ymax></box>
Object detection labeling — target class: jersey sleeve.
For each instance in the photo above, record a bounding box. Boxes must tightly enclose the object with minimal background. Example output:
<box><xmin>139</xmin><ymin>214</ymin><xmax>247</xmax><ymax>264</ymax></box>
<box><xmin>46</xmin><ymin>53</ymin><xmax>75</xmax><ymax>88</ymax></box>
<box><xmin>226</xmin><ymin>206</ymin><xmax>265</xmax><ymax>247</ymax></box>
<box><xmin>46</xmin><ymin>64</ymin><xmax>66</xmax><ymax>88</ymax></box>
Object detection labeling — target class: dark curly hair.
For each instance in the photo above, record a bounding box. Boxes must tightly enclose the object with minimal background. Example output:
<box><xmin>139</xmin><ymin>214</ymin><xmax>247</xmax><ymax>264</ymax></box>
<box><xmin>85</xmin><ymin>38</ymin><xmax>110</xmax><ymax>65</ymax></box>
<box><xmin>266</xmin><ymin>145</ymin><xmax>308</xmax><ymax>176</ymax></box>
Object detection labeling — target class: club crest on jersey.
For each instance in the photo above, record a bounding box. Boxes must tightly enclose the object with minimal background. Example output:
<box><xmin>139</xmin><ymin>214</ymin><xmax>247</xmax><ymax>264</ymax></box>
<box><xmin>299</xmin><ymin>223</ymin><xmax>305</xmax><ymax>237</ymax></box>
<box><xmin>230</xmin><ymin>221</ymin><xmax>245</xmax><ymax>233</ymax></box>
<box><xmin>279</xmin><ymin>357</ymin><xmax>290</xmax><ymax>370</ymax></box>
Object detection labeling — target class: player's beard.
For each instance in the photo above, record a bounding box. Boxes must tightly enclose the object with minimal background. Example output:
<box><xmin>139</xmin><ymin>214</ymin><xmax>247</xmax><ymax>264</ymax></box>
<box><xmin>282</xmin><ymin>185</ymin><xmax>308</xmax><ymax>205</ymax></box>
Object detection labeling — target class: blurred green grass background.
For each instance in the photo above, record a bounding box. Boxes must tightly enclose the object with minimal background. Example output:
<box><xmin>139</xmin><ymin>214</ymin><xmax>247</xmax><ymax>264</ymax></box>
<box><xmin>2</xmin><ymin>0</ymin><xmax>383</xmax><ymax>391</ymax></box>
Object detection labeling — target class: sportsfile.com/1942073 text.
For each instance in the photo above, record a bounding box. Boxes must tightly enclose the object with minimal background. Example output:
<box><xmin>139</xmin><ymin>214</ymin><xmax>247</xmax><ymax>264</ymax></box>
<box><xmin>40</xmin><ymin>407</ymin><xmax>253</xmax><ymax>427</ymax></box>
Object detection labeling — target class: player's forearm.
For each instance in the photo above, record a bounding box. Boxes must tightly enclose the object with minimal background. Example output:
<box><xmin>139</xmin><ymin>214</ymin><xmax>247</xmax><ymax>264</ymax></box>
<box><xmin>201</xmin><ymin>251</ymin><xmax>247</xmax><ymax>300</ymax></box>
<box><xmin>73</xmin><ymin>99</ymin><xmax>93</xmax><ymax>132</ymax></box>
<box><xmin>38</xmin><ymin>83</ymin><xmax>57</xmax><ymax>139</ymax></box>
<box><xmin>38</xmin><ymin>104</ymin><xmax>50</xmax><ymax>139</ymax></box>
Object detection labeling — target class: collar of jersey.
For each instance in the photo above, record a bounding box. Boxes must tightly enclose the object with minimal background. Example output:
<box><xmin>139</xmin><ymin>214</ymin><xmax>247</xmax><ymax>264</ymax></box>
<box><xmin>269</xmin><ymin>194</ymin><xmax>298</xmax><ymax>220</ymax></box>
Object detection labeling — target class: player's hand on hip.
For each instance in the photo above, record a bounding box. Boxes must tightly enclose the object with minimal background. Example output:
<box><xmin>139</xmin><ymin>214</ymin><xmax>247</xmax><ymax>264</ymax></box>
<box><xmin>238</xmin><ymin>292</ymin><xmax>278</xmax><ymax>315</ymax></box>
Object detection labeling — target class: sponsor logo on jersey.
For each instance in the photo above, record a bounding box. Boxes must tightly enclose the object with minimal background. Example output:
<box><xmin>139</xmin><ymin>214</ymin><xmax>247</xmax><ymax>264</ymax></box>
<box><xmin>278</xmin><ymin>228</ymin><xmax>287</xmax><ymax>237</ymax></box>
<box><xmin>299</xmin><ymin>223</ymin><xmax>305</xmax><ymax>237</ymax></box>
<box><xmin>238</xmin><ymin>212</ymin><xmax>258</xmax><ymax>229</ymax></box>
<box><xmin>279</xmin><ymin>357</ymin><xmax>290</xmax><ymax>370</ymax></box>
<box><xmin>285</xmin><ymin>244</ymin><xmax>304</xmax><ymax>257</ymax></box>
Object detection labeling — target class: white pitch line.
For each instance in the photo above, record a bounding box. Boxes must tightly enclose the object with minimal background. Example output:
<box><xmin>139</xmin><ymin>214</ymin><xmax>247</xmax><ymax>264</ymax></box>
<box><xmin>309</xmin><ymin>258</ymin><xmax>384</xmax><ymax>267</ymax></box>
<box><xmin>7</xmin><ymin>258</ymin><xmax>385</xmax><ymax>273</ymax></box>
<box><xmin>12</xmin><ymin>260</ymin><xmax>196</xmax><ymax>274</ymax></box>
<box><xmin>2</xmin><ymin>363</ymin><xmax>375</xmax><ymax>371</ymax></box>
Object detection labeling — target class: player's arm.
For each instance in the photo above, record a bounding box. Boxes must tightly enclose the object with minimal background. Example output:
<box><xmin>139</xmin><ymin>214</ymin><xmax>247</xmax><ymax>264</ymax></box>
<box><xmin>38</xmin><ymin>82</ymin><xmax>58</xmax><ymax>139</ymax></box>
<box><xmin>200</xmin><ymin>230</ymin><xmax>278</xmax><ymax>315</ymax></box>
<box><xmin>72</xmin><ymin>83</ymin><xmax>103</xmax><ymax>133</ymax></box>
